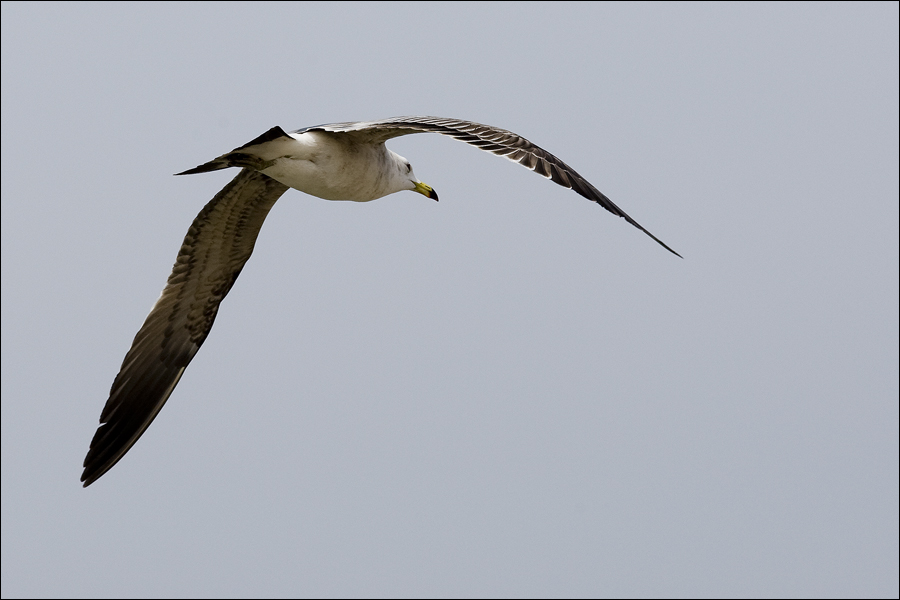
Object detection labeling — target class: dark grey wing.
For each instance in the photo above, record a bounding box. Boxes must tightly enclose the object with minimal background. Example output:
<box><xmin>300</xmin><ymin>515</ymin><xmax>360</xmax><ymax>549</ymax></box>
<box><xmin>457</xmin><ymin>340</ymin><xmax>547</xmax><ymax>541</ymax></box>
<box><xmin>81</xmin><ymin>168</ymin><xmax>290</xmax><ymax>487</ymax></box>
<box><xmin>300</xmin><ymin>117</ymin><xmax>680</xmax><ymax>257</ymax></box>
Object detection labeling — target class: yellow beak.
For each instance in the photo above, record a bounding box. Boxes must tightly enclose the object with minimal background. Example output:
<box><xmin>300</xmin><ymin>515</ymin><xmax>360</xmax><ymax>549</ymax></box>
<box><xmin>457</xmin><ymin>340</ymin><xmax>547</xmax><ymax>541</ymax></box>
<box><xmin>414</xmin><ymin>181</ymin><xmax>439</xmax><ymax>201</ymax></box>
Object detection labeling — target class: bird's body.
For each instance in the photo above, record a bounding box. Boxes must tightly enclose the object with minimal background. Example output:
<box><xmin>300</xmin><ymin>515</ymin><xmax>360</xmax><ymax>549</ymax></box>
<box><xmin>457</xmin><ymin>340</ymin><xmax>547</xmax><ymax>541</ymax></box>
<box><xmin>82</xmin><ymin>116</ymin><xmax>679</xmax><ymax>487</ymax></box>
<box><xmin>185</xmin><ymin>126</ymin><xmax>424</xmax><ymax>202</ymax></box>
<box><xmin>262</xmin><ymin>130</ymin><xmax>402</xmax><ymax>201</ymax></box>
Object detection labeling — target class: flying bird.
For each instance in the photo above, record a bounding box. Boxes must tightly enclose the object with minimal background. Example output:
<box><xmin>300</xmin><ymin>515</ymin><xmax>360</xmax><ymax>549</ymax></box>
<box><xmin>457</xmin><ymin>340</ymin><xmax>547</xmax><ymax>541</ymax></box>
<box><xmin>81</xmin><ymin>116</ymin><xmax>680</xmax><ymax>487</ymax></box>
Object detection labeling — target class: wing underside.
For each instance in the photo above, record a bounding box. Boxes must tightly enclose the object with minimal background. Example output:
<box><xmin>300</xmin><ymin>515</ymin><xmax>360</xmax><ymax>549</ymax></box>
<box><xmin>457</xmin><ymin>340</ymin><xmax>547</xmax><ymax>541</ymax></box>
<box><xmin>81</xmin><ymin>168</ymin><xmax>289</xmax><ymax>486</ymax></box>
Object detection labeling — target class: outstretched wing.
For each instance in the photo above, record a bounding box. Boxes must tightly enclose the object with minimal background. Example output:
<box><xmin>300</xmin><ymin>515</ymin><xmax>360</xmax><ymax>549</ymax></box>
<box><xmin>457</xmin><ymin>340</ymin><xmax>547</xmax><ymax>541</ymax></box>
<box><xmin>299</xmin><ymin>117</ymin><xmax>680</xmax><ymax>257</ymax></box>
<box><xmin>81</xmin><ymin>168</ymin><xmax>289</xmax><ymax>486</ymax></box>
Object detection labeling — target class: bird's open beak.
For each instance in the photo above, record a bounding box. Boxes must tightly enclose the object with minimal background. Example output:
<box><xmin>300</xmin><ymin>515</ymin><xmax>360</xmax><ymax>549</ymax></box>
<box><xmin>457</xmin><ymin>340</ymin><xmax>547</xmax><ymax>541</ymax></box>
<box><xmin>414</xmin><ymin>181</ymin><xmax>439</xmax><ymax>201</ymax></box>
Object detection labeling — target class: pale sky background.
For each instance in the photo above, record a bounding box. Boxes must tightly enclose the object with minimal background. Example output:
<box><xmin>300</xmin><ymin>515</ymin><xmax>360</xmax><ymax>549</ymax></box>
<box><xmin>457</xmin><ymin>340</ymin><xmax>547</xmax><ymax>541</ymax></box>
<box><xmin>1</xmin><ymin>2</ymin><xmax>898</xmax><ymax>598</ymax></box>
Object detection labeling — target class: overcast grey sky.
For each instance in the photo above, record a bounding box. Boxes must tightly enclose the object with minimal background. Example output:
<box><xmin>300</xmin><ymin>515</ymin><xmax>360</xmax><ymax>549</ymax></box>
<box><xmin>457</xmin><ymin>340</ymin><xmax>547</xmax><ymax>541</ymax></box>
<box><xmin>2</xmin><ymin>2</ymin><xmax>897</xmax><ymax>598</ymax></box>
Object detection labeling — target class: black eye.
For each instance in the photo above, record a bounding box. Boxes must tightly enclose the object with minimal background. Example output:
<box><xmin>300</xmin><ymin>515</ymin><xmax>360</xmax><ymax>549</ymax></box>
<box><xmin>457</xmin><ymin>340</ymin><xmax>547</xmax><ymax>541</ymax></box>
<box><xmin>406</xmin><ymin>163</ymin><xmax>412</xmax><ymax>173</ymax></box>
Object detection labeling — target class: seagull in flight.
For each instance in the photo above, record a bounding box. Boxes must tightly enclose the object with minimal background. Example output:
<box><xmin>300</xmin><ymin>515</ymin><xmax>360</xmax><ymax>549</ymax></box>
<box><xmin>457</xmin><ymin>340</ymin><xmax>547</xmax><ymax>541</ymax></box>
<box><xmin>81</xmin><ymin>116</ymin><xmax>680</xmax><ymax>487</ymax></box>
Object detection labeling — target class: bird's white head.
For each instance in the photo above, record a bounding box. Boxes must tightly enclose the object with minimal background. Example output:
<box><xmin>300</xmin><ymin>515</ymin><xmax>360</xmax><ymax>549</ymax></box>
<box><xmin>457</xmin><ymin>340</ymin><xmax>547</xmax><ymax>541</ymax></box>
<box><xmin>391</xmin><ymin>151</ymin><xmax>438</xmax><ymax>201</ymax></box>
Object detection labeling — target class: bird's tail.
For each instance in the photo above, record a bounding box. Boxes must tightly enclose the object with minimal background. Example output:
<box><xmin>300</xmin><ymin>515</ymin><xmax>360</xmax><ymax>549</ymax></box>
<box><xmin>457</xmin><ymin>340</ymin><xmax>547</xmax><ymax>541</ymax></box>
<box><xmin>175</xmin><ymin>126</ymin><xmax>290</xmax><ymax>176</ymax></box>
<box><xmin>175</xmin><ymin>158</ymin><xmax>232</xmax><ymax>175</ymax></box>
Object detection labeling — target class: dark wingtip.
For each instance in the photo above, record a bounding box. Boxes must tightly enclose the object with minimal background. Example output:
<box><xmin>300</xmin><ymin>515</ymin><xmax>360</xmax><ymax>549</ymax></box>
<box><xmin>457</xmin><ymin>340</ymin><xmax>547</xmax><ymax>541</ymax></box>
<box><xmin>643</xmin><ymin>229</ymin><xmax>682</xmax><ymax>258</ymax></box>
<box><xmin>611</xmin><ymin>204</ymin><xmax>681</xmax><ymax>258</ymax></box>
<box><xmin>81</xmin><ymin>466</ymin><xmax>97</xmax><ymax>487</ymax></box>
<box><xmin>659</xmin><ymin>239</ymin><xmax>683</xmax><ymax>259</ymax></box>
<box><xmin>81</xmin><ymin>451</ymin><xmax>104</xmax><ymax>487</ymax></box>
